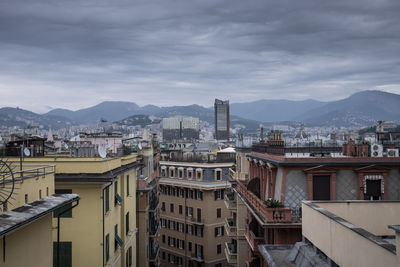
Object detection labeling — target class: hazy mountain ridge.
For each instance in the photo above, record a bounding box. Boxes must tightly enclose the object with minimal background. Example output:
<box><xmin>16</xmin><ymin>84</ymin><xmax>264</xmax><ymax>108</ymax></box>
<box><xmin>1</xmin><ymin>90</ymin><xmax>399</xmax><ymax>129</ymax></box>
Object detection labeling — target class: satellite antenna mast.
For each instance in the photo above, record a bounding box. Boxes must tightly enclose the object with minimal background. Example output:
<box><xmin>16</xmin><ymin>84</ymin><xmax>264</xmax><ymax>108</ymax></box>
<box><xmin>0</xmin><ymin>160</ymin><xmax>16</xmax><ymax>207</ymax></box>
<box><xmin>98</xmin><ymin>146</ymin><xmax>107</xmax><ymax>159</ymax></box>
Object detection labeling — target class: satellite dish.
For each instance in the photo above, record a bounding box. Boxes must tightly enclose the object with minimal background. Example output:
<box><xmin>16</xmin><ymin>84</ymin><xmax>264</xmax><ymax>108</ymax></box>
<box><xmin>23</xmin><ymin>147</ymin><xmax>31</xmax><ymax>157</ymax></box>
<box><xmin>0</xmin><ymin>160</ymin><xmax>15</xmax><ymax>206</ymax></box>
<box><xmin>98</xmin><ymin>146</ymin><xmax>107</xmax><ymax>158</ymax></box>
<box><xmin>138</xmin><ymin>143</ymin><xmax>142</xmax><ymax>150</ymax></box>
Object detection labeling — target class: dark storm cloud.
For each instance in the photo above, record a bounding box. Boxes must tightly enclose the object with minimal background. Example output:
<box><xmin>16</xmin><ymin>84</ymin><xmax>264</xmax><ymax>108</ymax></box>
<box><xmin>0</xmin><ymin>0</ymin><xmax>399</xmax><ymax>112</ymax></box>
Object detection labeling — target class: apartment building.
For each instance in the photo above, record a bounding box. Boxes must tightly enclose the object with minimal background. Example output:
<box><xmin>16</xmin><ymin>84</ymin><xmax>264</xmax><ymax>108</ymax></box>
<box><xmin>229</xmin><ymin>130</ymin><xmax>400</xmax><ymax>267</ymax></box>
<box><xmin>6</xmin><ymin>153</ymin><xmax>140</xmax><ymax>267</ymax></box>
<box><xmin>0</xmin><ymin>160</ymin><xmax>79</xmax><ymax>267</ymax></box>
<box><xmin>158</xmin><ymin>161</ymin><xmax>234</xmax><ymax>267</ymax></box>
<box><xmin>136</xmin><ymin>143</ymin><xmax>160</xmax><ymax>267</ymax></box>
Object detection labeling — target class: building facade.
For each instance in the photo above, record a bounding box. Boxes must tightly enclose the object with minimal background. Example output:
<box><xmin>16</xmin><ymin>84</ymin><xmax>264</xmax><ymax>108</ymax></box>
<box><xmin>0</xmin><ymin>161</ymin><xmax>79</xmax><ymax>267</ymax></box>
<box><xmin>162</xmin><ymin>117</ymin><xmax>200</xmax><ymax>142</ymax></box>
<box><xmin>214</xmin><ymin>99</ymin><xmax>229</xmax><ymax>141</ymax></box>
<box><xmin>158</xmin><ymin>161</ymin><xmax>234</xmax><ymax>267</ymax></box>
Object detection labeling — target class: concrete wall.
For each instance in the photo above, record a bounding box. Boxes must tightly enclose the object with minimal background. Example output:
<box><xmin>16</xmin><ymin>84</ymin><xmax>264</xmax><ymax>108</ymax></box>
<box><xmin>303</xmin><ymin>202</ymin><xmax>398</xmax><ymax>267</ymax></box>
<box><xmin>317</xmin><ymin>201</ymin><xmax>400</xmax><ymax>236</ymax></box>
<box><xmin>284</xmin><ymin>170</ymin><xmax>307</xmax><ymax>209</ymax></box>
<box><xmin>0</xmin><ymin>215</ymin><xmax>53</xmax><ymax>267</ymax></box>
<box><xmin>336</xmin><ymin>170</ymin><xmax>358</xmax><ymax>200</ymax></box>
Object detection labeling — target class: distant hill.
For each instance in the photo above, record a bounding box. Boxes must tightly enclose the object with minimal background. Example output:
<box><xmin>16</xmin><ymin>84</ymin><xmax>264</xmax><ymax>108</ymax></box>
<box><xmin>230</xmin><ymin>99</ymin><xmax>326</xmax><ymax>122</ymax></box>
<box><xmin>299</xmin><ymin>90</ymin><xmax>400</xmax><ymax>126</ymax></box>
<box><xmin>115</xmin><ymin>115</ymin><xmax>161</xmax><ymax>127</ymax></box>
<box><xmin>0</xmin><ymin>107</ymin><xmax>73</xmax><ymax>129</ymax></box>
<box><xmin>2</xmin><ymin>90</ymin><xmax>399</xmax><ymax>129</ymax></box>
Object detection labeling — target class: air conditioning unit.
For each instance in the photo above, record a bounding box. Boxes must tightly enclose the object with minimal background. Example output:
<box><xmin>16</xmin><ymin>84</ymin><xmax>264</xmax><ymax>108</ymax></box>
<box><xmin>387</xmin><ymin>149</ymin><xmax>399</xmax><ymax>157</ymax></box>
<box><xmin>371</xmin><ymin>144</ymin><xmax>383</xmax><ymax>157</ymax></box>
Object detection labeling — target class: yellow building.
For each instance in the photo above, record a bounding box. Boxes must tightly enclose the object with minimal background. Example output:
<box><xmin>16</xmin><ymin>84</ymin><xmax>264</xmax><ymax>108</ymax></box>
<box><xmin>0</xmin><ymin>160</ymin><xmax>79</xmax><ymax>267</ymax></box>
<box><xmin>6</xmin><ymin>154</ymin><xmax>140</xmax><ymax>267</ymax></box>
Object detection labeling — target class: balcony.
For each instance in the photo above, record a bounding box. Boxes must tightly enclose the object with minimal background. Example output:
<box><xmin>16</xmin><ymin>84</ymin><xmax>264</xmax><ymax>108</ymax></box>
<box><xmin>191</xmin><ymin>253</ymin><xmax>204</xmax><ymax>262</ymax></box>
<box><xmin>225</xmin><ymin>218</ymin><xmax>237</xmax><ymax>237</ymax></box>
<box><xmin>225</xmin><ymin>242</ymin><xmax>238</xmax><ymax>265</ymax></box>
<box><xmin>191</xmin><ymin>217</ymin><xmax>204</xmax><ymax>226</ymax></box>
<box><xmin>148</xmin><ymin>242</ymin><xmax>159</xmax><ymax>261</ymax></box>
<box><xmin>237</xmin><ymin>181</ymin><xmax>292</xmax><ymax>223</ymax></box>
<box><xmin>245</xmin><ymin>227</ymin><xmax>264</xmax><ymax>252</ymax></box>
<box><xmin>224</xmin><ymin>192</ymin><xmax>237</xmax><ymax>210</ymax></box>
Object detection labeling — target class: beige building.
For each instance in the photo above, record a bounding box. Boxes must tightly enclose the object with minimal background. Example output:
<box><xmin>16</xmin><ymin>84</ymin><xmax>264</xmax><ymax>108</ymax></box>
<box><xmin>0</xmin><ymin>161</ymin><xmax>79</xmax><ymax>267</ymax></box>
<box><xmin>6</xmin><ymin>153</ymin><xmax>140</xmax><ymax>267</ymax></box>
<box><xmin>136</xmin><ymin>143</ymin><xmax>160</xmax><ymax>267</ymax></box>
<box><xmin>158</xmin><ymin>161</ymin><xmax>233</xmax><ymax>267</ymax></box>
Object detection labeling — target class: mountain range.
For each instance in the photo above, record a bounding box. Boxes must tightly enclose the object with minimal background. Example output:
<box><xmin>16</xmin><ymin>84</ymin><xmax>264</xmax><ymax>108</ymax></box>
<box><xmin>0</xmin><ymin>90</ymin><xmax>399</xmax><ymax>130</ymax></box>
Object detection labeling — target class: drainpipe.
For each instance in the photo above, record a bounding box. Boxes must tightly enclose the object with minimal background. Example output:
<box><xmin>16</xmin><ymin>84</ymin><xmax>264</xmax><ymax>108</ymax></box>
<box><xmin>57</xmin><ymin>199</ymin><xmax>80</xmax><ymax>267</ymax></box>
<box><xmin>102</xmin><ymin>181</ymin><xmax>113</xmax><ymax>267</ymax></box>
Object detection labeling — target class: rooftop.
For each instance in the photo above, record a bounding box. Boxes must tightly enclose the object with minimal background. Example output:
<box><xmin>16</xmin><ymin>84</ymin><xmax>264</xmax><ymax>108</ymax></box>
<box><xmin>0</xmin><ymin>194</ymin><xmax>80</xmax><ymax>237</ymax></box>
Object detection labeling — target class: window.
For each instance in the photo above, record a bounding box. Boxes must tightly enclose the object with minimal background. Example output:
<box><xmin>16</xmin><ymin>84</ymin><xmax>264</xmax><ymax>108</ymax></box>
<box><xmin>126</xmin><ymin>175</ymin><xmax>130</xmax><ymax>196</ymax></box>
<box><xmin>217</xmin><ymin>244</ymin><xmax>222</xmax><ymax>254</ymax></box>
<box><xmin>215</xmin><ymin>264</ymin><xmax>222</xmax><ymax>267</ymax></box>
<box><xmin>178</xmin><ymin>239</ymin><xmax>185</xmax><ymax>249</ymax></box>
<box><xmin>161</xmin><ymin>202</ymin><xmax>166</xmax><ymax>211</ymax></box>
<box><xmin>215</xmin><ymin>226</ymin><xmax>224</xmax><ymax>237</ymax></box>
<box><xmin>196</xmin><ymin>168</ymin><xmax>203</xmax><ymax>180</ymax></box>
<box><xmin>105</xmin><ymin>234</ymin><xmax>109</xmax><ymax>262</ymax></box>
<box><xmin>178</xmin><ymin>168</ymin><xmax>184</xmax><ymax>178</ymax></box>
<box><xmin>188</xmin><ymin>189</ymin><xmax>194</xmax><ymax>199</ymax></box>
<box><xmin>186</xmin><ymin>207</ymin><xmax>193</xmax><ymax>217</ymax></box>
<box><xmin>169</xmin><ymin>167</ymin><xmax>175</xmax><ymax>177</ymax></box>
<box><xmin>179</xmin><ymin>188</ymin><xmax>185</xmax><ymax>198</ymax></box>
<box><xmin>46</xmin><ymin>187</ymin><xmax>49</xmax><ymax>196</ymax></box>
<box><xmin>179</xmin><ymin>205</ymin><xmax>183</xmax><ymax>214</ymax></box>
<box><xmin>188</xmin><ymin>242</ymin><xmax>192</xmax><ymax>251</ymax></box>
<box><xmin>39</xmin><ymin>189</ymin><xmax>42</xmax><ymax>199</ymax></box>
<box><xmin>214</xmin><ymin>189</ymin><xmax>224</xmax><ymax>200</ymax></box>
<box><xmin>115</xmin><ymin>224</ymin><xmax>123</xmax><ymax>251</ymax></box>
<box><xmin>54</xmin><ymin>189</ymin><xmax>72</xmax><ymax>218</ymax></box>
<box><xmin>126</xmin><ymin>246</ymin><xmax>132</xmax><ymax>267</ymax></box>
<box><xmin>169</xmin><ymin>220</ymin><xmax>175</xmax><ymax>230</ymax></box>
<box><xmin>162</xmin><ymin>235</ymin><xmax>166</xmax><ymax>243</ymax></box>
<box><xmin>178</xmin><ymin>223</ymin><xmax>184</xmax><ymax>232</ymax></box>
<box><xmin>161</xmin><ymin>167</ymin><xmax>167</xmax><ymax>177</ymax></box>
<box><xmin>115</xmin><ymin>181</ymin><xmax>123</xmax><ymax>206</ymax></box>
<box><xmin>195</xmin><ymin>226</ymin><xmax>203</xmax><ymax>237</ymax></box>
<box><xmin>161</xmin><ymin>218</ymin><xmax>166</xmax><ymax>228</ymax></box>
<box><xmin>215</xmin><ymin>169</ymin><xmax>222</xmax><ymax>181</ymax></box>
<box><xmin>162</xmin><ymin>251</ymin><xmax>166</xmax><ymax>260</ymax></box>
<box><xmin>53</xmin><ymin>241</ymin><xmax>72</xmax><ymax>267</ymax></box>
<box><xmin>196</xmin><ymin>191</ymin><xmax>203</xmax><ymax>200</ymax></box>
<box><xmin>187</xmin><ymin>224</ymin><xmax>193</xmax><ymax>235</ymax></box>
<box><xmin>170</xmin><ymin>203</ymin><xmax>174</xmax><ymax>213</ymax></box>
<box><xmin>217</xmin><ymin>208</ymin><xmax>221</xmax><ymax>218</ymax></box>
<box><xmin>25</xmin><ymin>194</ymin><xmax>28</xmax><ymax>203</ymax></box>
<box><xmin>105</xmin><ymin>186</ymin><xmax>110</xmax><ymax>213</ymax></box>
<box><xmin>126</xmin><ymin>212</ymin><xmax>130</xmax><ymax>235</ymax></box>
<box><xmin>187</xmin><ymin>168</ymin><xmax>193</xmax><ymax>179</ymax></box>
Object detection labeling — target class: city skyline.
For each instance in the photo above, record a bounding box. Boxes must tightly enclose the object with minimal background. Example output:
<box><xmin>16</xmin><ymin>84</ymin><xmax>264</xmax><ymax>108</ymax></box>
<box><xmin>1</xmin><ymin>0</ymin><xmax>400</xmax><ymax>112</ymax></box>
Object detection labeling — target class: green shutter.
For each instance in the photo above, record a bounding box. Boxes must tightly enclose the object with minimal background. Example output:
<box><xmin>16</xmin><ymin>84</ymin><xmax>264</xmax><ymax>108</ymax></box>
<box><xmin>126</xmin><ymin>175</ymin><xmax>130</xmax><ymax>196</ymax></box>
<box><xmin>115</xmin><ymin>224</ymin><xmax>123</xmax><ymax>249</ymax></box>
<box><xmin>114</xmin><ymin>181</ymin><xmax>123</xmax><ymax>205</ymax></box>
<box><xmin>126</xmin><ymin>212</ymin><xmax>130</xmax><ymax>235</ymax></box>
<box><xmin>53</xmin><ymin>242</ymin><xmax>72</xmax><ymax>267</ymax></box>
<box><xmin>53</xmin><ymin>189</ymin><xmax>72</xmax><ymax>218</ymax></box>
<box><xmin>105</xmin><ymin>234</ymin><xmax>109</xmax><ymax>262</ymax></box>
<box><xmin>105</xmin><ymin>187</ymin><xmax>109</xmax><ymax>213</ymax></box>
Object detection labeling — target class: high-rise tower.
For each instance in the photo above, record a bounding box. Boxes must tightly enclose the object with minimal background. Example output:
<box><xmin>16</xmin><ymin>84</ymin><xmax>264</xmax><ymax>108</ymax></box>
<box><xmin>214</xmin><ymin>99</ymin><xmax>230</xmax><ymax>141</ymax></box>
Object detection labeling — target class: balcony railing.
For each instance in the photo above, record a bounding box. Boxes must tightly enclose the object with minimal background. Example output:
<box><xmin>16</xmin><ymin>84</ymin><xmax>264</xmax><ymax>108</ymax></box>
<box><xmin>225</xmin><ymin>242</ymin><xmax>238</xmax><ymax>264</ymax></box>
<box><xmin>224</xmin><ymin>192</ymin><xmax>237</xmax><ymax>210</ymax></box>
<box><xmin>191</xmin><ymin>217</ymin><xmax>204</xmax><ymax>225</ymax></box>
<box><xmin>237</xmin><ymin>182</ymin><xmax>292</xmax><ymax>223</ymax></box>
<box><xmin>191</xmin><ymin>253</ymin><xmax>204</xmax><ymax>262</ymax></box>
<box><xmin>225</xmin><ymin>218</ymin><xmax>237</xmax><ymax>236</ymax></box>
<box><xmin>245</xmin><ymin>227</ymin><xmax>264</xmax><ymax>252</ymax></box>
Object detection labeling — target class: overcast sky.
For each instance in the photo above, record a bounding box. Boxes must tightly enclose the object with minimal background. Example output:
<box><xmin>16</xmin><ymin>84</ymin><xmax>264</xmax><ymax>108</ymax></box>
<box><xmin>1</xmin><ymin>0</ymin><xmax>399</xmax><ymax>113</ymax></box>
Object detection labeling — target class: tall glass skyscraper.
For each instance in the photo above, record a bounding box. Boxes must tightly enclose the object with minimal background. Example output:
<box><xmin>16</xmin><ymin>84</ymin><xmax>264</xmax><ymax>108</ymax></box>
<box><xmin>214</xmin><ymin>99</ymin><xmax>230</xmax><ymax>141</ymax></box>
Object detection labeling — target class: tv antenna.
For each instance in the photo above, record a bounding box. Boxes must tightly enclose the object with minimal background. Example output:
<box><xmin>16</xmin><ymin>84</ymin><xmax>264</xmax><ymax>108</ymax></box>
<box><xmin>98</xmin><ymin>146</ymin><xmax>107</xmax><ymax>159</ymax></box>
<box><xmin>0</xmin><ymin>160</ymin><xmax>16</xmax><ymax>206</ymax></box>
